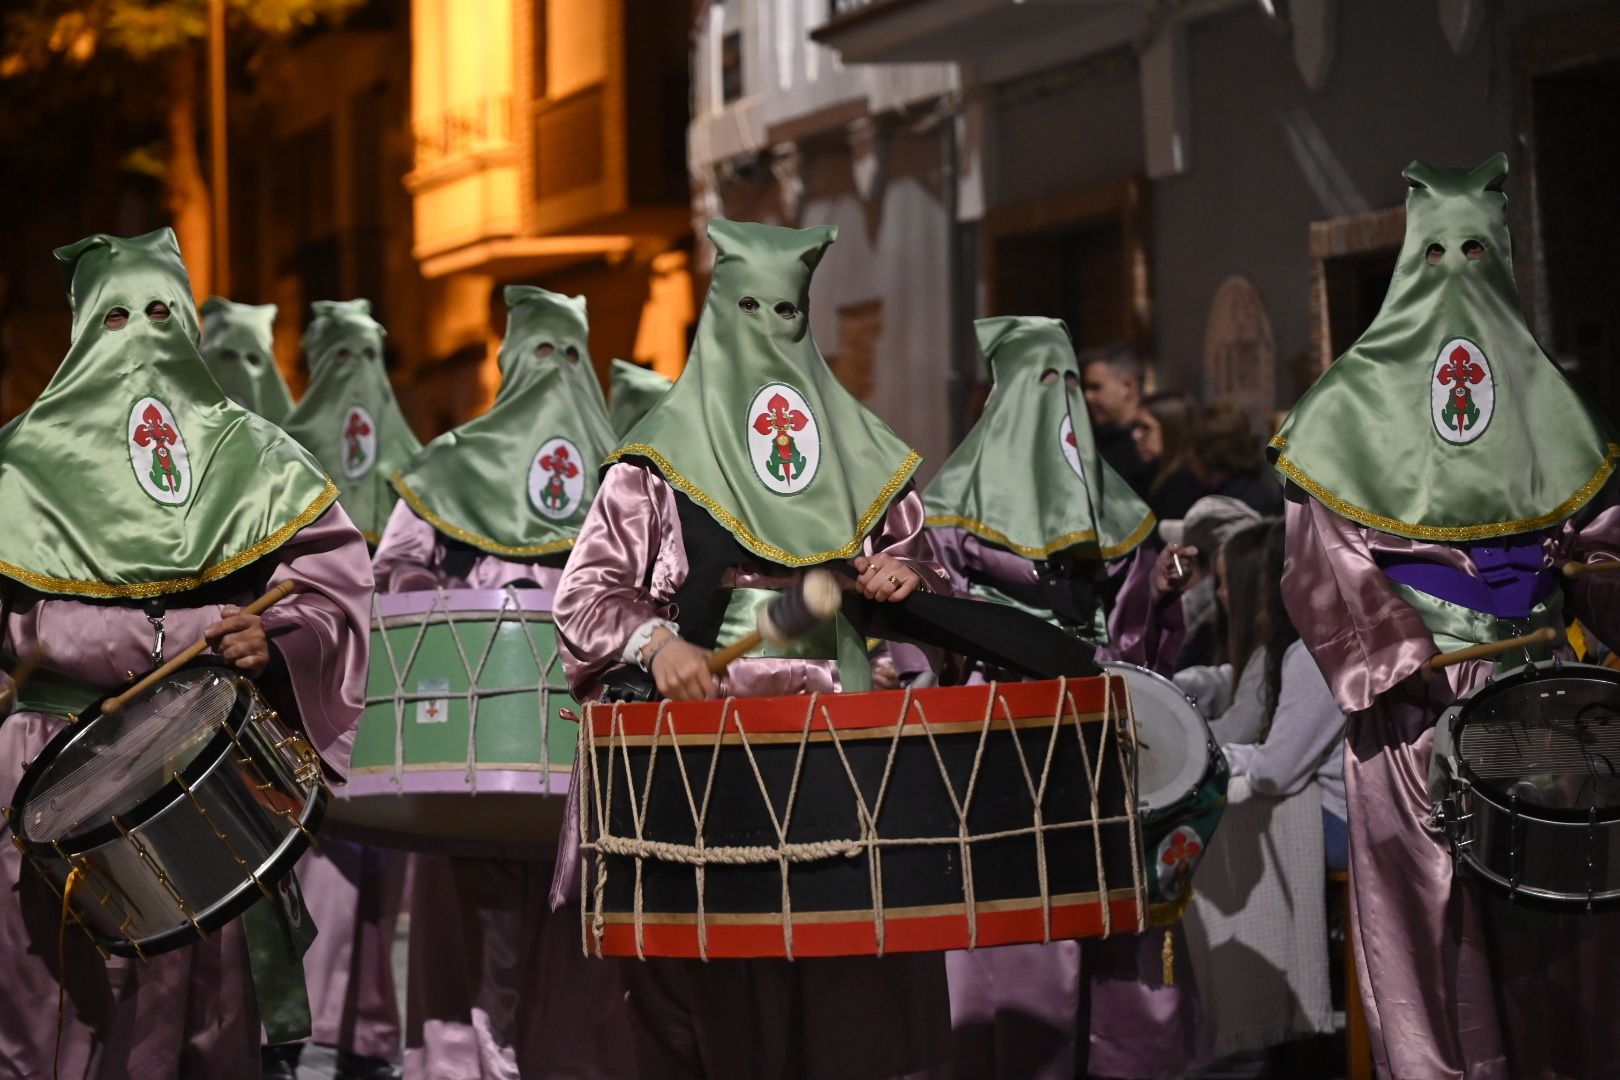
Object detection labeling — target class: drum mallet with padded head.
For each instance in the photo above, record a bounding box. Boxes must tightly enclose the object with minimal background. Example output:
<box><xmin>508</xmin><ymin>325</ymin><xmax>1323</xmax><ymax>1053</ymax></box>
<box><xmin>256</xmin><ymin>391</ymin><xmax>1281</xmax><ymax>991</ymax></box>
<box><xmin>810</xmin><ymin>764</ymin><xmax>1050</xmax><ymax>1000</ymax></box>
<box><xmin>101</xmin><ymin>580</ymin><xmax>300</xmax><ymax>715</ymax></box>
<box><xmin>707</xmin><ymin>569</ymin><xmax>842</xmax><ymax>674</ymax></box>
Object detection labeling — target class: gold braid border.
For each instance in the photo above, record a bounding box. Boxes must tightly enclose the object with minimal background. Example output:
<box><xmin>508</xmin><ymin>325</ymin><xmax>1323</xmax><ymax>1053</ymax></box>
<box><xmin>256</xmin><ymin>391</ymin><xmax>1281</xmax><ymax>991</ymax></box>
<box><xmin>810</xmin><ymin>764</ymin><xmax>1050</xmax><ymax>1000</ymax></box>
<box><xmin>391</xmin><ymin>473</ymin><xmax>576</xmax><ymax>558</ymax></box>
<box><xmin>923</xmin><ymin>510</ymin><xmax>1157</xmax><ymax>561</ymax></box>
<box><xmin>608</xmin><ymin>444</ymin><xmax>922</xmax><ymax>567</ymax></box>
<box><xmin>0</xmin><ymin>478</ymin><xmax>339</xmax><ymax>599</ymax></box>
<box><xmin>1271</xmin><ymin>435</ymin><xmax>1620</xmax><ymax>541</ymax></box>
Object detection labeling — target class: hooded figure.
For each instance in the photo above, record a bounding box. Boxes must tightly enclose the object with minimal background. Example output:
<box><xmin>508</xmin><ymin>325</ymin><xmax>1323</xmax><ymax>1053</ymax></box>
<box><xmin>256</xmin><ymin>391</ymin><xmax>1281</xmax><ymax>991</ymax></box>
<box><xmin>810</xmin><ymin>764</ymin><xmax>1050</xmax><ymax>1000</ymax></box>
<box><xmin>1276</xmin><ymin>155</ymin><xmax>1620</xmax><ymax>1078</ymax></box>
<box><xmin>608</xmin><ymin>357</ymin><xmax>673</xmax><ymax>437</ymax></box>
<box><xmin>200</xmin><ymin>296</ymin><xmax>296</xmax><ymax>425</ymax></box>
<box><xmin>924</xmin><ymin>317</ymin><xmax>1209</xmax><ymax>1080</ymax></box>
<box><xmin>553</xmin><ymin>220</ymin><xmax>952</xmax><ymax>1079</ymax></box>
<box><xmin>392</xmin><ymin>287</ymin><xmax>617</xmax><ymax>557</ymax></box>
<box><xmin>0</xmin><ymin>229</ymin><xmax>372</xmax><ymax>1079</ymax></box>
<box><xmin>283</xmin><ymin>300</ymin><xmax>422</xmax><ymax>544</ymax></box>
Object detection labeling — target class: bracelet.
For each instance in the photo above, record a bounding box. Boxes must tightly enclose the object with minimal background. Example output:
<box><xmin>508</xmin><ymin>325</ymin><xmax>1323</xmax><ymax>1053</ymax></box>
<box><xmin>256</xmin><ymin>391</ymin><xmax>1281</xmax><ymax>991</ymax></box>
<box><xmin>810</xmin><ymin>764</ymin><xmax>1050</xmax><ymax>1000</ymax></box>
<box><xmin>640</xmin><ymin>635</ymin><xmax>679</xmax><ymax>673</ymax></box>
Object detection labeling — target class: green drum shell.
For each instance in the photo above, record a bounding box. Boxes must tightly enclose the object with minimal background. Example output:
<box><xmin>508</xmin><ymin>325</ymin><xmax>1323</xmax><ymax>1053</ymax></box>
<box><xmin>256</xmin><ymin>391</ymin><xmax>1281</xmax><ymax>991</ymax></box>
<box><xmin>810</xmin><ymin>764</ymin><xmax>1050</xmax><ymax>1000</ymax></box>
<box><xmin>326</xmin><ymin>587</ymin><xmax>577</xmax><ymax>857</ymax></box>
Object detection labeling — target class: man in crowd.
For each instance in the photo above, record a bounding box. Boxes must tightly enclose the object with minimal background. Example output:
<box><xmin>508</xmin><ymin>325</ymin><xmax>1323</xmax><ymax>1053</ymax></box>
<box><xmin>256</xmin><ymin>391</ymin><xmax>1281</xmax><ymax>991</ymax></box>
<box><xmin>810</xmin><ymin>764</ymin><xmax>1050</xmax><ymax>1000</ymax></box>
<box><xmin>1080</xmin><ymin>346</ymin><xmax>1152</xmax><ymax>495</ymax></box>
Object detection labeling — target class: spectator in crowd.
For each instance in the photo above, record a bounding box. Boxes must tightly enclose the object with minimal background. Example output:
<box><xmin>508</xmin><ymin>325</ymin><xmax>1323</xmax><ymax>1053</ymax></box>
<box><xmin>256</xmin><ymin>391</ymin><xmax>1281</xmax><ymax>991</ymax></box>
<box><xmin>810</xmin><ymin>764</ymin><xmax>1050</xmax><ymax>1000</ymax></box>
<box><xmin>1189</xmin><ymin>401</ymin><xmax>1284</xmax><ymax>515</ymax></box>
<box><xmin>1174</xmin><ymin>519</ymin><xmax>1348</xmax><ymax>869</ymax></box>
<box><xmin>1133</xmin><ymin>390</ymin><xmax>1201</xmax><ymax>524</ymax></box>
<box><xmin>1157</xmin><ymin>495</ymin><xmax>1263</xmax><ymax>670</ymax></box>
<box><xmin>1080</xmin><ymin>345</ymin><xmax>1151</xmax><ymax>493</ymax></box>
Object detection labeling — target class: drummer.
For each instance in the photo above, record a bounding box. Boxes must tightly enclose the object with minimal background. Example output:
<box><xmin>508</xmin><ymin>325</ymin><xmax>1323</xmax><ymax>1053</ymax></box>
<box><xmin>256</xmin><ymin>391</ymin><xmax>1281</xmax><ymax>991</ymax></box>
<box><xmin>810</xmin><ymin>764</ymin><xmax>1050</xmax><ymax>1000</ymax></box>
<box><xmin>371</xmin><ymin>286</ymin><xmax>635</xmax><ymax>1078</ymax></box>
<box><xmin>552</xmin><ymin>219</ymin><xmax>952</xmax><ymax>1079</ymax></box>
<box><xmin>921</xmin><ymin>315</ymin><xmax>1209</xmax><ymax>1080</ymax></box>
<box><xmin>1273</xmin><ymin>154</ymin><xmax>1620</xmax><ymax>1077</ymax></box>
<box><xmin>199</xmin><ymin>295</ymin><xmax>297</xmax><ymax>425</ymax></box>
<box><xmin>0</xmin><ymin>229</ymin><xmax>372</xmax><ymax>1078</ymax></box>
<box><xmin>273</xmin><ymin>297</ymin><xmax>421</xmax><ymax>1080</ymax></box>
<box><xmin>283</xmin><ymin>299</ymin><xmax>423</xmax><ymax>545</ymax></box>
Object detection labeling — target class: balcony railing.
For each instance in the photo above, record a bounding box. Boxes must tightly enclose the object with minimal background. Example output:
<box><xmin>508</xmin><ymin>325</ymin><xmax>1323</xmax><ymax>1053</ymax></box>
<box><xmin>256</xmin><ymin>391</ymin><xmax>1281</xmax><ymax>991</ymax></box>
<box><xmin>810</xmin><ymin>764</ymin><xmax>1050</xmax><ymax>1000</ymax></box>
<box><xmin>413</xmin><ymin>95</ymin><xmax>514</xmax><ymax>172</ymax></box>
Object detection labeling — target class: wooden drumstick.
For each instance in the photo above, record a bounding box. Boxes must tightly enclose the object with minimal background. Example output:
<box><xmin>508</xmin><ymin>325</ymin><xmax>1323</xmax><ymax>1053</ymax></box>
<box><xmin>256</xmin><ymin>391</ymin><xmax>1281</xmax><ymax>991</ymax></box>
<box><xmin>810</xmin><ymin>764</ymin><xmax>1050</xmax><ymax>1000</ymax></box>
<box><xmin>707</xmin><ymin>570</ymin><xmax>842</xmax><ymax>674</ymax></box>
<box><xmin>1562</xmin><ymin>560</ymin><xmax>1620</xmax><ymax>579</ymax></box>
<box><xmin>101</xmin><ymin>580</ymin><xmax>299</xmax><ymax>715</ymax></box>
<box><xmin>1423</xmin><ymin>626</ymin><xmax>1559</xmax><ymax>673</ymax></box>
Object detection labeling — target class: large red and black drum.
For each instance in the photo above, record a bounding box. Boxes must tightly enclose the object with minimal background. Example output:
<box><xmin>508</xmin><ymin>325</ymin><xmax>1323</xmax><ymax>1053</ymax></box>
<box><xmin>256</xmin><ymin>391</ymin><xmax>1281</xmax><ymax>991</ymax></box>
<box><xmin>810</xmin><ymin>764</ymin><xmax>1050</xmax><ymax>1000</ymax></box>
<box><xmin>575</xmin><ymin>675</ymin><xmax>1149</xmax><ymax>959</ymax></box>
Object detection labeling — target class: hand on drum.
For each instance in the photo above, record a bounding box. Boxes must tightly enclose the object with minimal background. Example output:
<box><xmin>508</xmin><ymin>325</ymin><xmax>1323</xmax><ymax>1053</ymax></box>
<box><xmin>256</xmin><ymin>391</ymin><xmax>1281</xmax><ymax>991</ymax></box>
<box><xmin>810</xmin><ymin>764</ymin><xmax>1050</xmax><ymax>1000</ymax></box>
<box><xmin>646</xmin><ymin>628</ymin><xmax>717</xmax><ymax>701</ymax></box>
<box><xmin>1150</xmin><ymin>544</ymin><xmax>1198</xmax><ymax>603</ymax></box>
<box><xmin>206</xmin><ymin>606</ymin><xmax>271</xmax><ymax>678</ymax></box>
<box><xmin>852</xmin><ymin>553</ymin><xmax>921</xmax><ymax>602</ymax></box>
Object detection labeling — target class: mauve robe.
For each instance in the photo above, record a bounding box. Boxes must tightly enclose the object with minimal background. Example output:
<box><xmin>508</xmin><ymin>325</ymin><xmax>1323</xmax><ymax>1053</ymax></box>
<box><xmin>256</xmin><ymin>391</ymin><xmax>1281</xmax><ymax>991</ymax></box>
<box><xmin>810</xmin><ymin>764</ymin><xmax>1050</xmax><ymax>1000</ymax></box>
<box><xmin>551</xmin><ymin>461</ymin><xmax>954</xmax><ymax>1080</ymax></box>
<box><xmin>927</xmin><ymin>526</ymin><xmax>1210</xmax><ymax>1080</ymax></box>
<box><xmin>1283</xmin><ymin>478</ymin><xmax>1620</xmax><ymax>1080</ymax></box>
<box><xmin>0</xmin><ymin>504</ymin><xmax>371</xmax><ymax>1080</ymax></box>
<box><xmin>371</xmin><ymin>500</ymin><xmax>635</xmax><ymax>1080</ymax></box>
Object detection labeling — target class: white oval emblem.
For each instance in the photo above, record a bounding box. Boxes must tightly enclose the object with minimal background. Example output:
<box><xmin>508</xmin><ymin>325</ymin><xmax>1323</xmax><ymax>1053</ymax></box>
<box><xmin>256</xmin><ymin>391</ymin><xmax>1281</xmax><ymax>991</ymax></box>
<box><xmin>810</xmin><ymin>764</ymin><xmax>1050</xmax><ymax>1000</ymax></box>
<box><xmin>1060</xmin><ymin>413</ymin><xmax>1089</xmax><ymax>484</ymax></box>
<box><xmin>1431</xmin><ymin>337</ymin><xmax>1494</xmax><ymax>445</ymax></box>
<box><xmin>1155</xmin><ymin>824</ymin><xmax>1205</xmax><ymax>901</ymax></box>
<box><xmin>746</xmin><ymin>384</ymin><xmax>820</xmax><ymax>494</ymax></box>
<box><xmin>529</xmin><ymin>436</ymin><xmax>586</xmax><ymax>520</ymax></box>
<box><xmin>127</xmin><ymin>396</ymin><xmax>192</xmax><ymax>506</ymax></box>
<box><xmin>341</xmin><ymin>405</ymin><xmax>378</xmax><ymax>479</ymax></box>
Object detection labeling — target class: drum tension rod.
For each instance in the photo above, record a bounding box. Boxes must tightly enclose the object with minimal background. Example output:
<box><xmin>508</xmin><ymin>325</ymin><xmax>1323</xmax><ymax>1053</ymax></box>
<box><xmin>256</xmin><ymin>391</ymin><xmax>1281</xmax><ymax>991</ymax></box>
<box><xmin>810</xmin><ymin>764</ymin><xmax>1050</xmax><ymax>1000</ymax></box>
<box><xmin>1587</xmin><ymin>807</ymin><xmax>1598</xmax><ymax>912</ymax></box>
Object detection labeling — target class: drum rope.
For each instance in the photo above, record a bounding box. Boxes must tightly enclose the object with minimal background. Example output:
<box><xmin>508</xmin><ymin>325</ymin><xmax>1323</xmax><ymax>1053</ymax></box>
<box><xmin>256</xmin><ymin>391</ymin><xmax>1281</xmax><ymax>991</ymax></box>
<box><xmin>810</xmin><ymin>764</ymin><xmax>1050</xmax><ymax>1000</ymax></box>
<box><xmin>584</xmin><ymin>678</ymin><xmax>1143</xmax><ymax>958</ymax></box>
<box><xmin>1115</xmin><ymin>674</ymin><xmax>1148</xmax><ymax>933</ymax></box>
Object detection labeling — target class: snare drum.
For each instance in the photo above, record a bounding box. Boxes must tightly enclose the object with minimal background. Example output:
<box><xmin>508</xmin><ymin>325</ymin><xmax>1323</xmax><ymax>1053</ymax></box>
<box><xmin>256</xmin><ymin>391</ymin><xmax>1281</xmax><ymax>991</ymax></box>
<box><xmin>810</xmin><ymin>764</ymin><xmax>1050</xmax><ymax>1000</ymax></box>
<box><xmin>578</xmin><ymin>676</ymin><xmax>1148</xmax><ymax>960</ymax></box>
<box><xmin>1101</xmin><ymin>662</ymin><xmax>1228</xmax><ymax>920</ymax></box>
<box><xmin>1439</xmin><ymin>660</ymin><xmax>1620</xmax><ymax>910</ymax></box>
<box><xmin>326</xmin><ymin>588</ymin><xmax>577</xmax><ymax>855</ymax></box>
<box><xmin>7</xmin><ymin>661</ymin><xmax>325</xmax><ymax>958</ymax></box>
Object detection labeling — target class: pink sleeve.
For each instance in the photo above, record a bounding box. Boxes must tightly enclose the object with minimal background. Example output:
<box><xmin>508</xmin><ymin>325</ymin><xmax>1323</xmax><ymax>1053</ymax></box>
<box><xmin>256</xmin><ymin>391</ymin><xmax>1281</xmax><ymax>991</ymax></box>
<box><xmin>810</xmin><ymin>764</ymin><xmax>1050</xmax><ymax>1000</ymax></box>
<box><xmin>553</xmin><ymin>464</ymin><xmax>674</xmax><ymax>700</ymax></box>
<box><xmin>1560</xmin><ymin>477</ymin><xmax>1620</xmax><ymax>652</ymax></box>
<box><xmin>1281</xmin><ymin>483</ymin><xmax>1436</xmax><ymax>715</ymax></box>
<box><xmin>258</xmin><ymin>503</ymin><xmax>374</xmax><ymax>778</ymax></box>
<box><xmin>1103</xmin><ymin>546</ymin><xmax>1185</xmax><ymax>675</ymax></box>
<box><xmin>863</xmin><ymin>490</ymin><xmax>952</xmax><ymax>596</ymax></box>
<box><xmin>372</xmin><ymin>501</ymin><xmax>443</xmax><ymax>593</ymax></box>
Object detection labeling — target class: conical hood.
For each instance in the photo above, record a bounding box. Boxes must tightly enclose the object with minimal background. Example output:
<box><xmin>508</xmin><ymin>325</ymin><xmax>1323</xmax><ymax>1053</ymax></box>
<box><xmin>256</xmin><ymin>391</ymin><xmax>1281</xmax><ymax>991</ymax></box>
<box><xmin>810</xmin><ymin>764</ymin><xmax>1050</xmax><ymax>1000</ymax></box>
<box><xmin>282</xmin><ymin>299</ymin><xmax>421</xmax><ymax>543</ymax></box>
<box><xmin>1272</xmin><ymin>154</ymin><xmax>1618</xmax><ymax>540</ymax></box>
<box><xmin>0</xmin><ymin>229</ymin><xmax>334</xmax><ymax>598</ymax></box>
<box><xmin>393</xmin><ymin>287</ymin><xmax>617</xmax><ymax>556</ymax></box>
<box><xmin>609</xmin><ymin>358</ymin><xmax>673</xmax><ymax>437</ymax></box>
<box><xmin>925</xmin><ymin>317</ymin><xmax>1155</xmax><ymax>559</ymax></box>
<box><xmin>199</xmin><ymin>296</ymin><xmax>295</xmax><ymax>425</ymax></box>
<box><xmin>609</xmin><ymin>220</ymin><xmax>921</xmax><ymax>566</ymax></box>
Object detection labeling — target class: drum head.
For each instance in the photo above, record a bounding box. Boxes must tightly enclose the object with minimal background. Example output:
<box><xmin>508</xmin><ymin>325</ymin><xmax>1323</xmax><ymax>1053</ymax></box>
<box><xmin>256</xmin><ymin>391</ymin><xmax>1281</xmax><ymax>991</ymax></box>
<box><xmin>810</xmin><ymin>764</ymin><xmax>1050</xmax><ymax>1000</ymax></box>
<box><xmin>1100</xmin><ymin>662</ymin><xmax>1211</xmax><ymax>814</ymax></box>
<box><xmin>20</xmin><ymin>666</ymin><xmax>244</xmax><ymax>844</ymax></box>
<box><xmin>1453</xmin><ymin>661</ymin><xmax>1620</xmax><ymax>818</ymax></box>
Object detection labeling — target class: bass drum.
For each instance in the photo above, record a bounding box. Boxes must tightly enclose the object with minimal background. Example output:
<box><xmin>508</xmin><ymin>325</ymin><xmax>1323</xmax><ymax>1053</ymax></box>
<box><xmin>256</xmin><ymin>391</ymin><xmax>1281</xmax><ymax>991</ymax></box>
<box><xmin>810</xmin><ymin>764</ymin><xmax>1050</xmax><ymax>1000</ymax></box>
<box><xmin>1100</xmin><ymin>661</ymin><xmax>1229</xmax><ymax>920</ymax></box>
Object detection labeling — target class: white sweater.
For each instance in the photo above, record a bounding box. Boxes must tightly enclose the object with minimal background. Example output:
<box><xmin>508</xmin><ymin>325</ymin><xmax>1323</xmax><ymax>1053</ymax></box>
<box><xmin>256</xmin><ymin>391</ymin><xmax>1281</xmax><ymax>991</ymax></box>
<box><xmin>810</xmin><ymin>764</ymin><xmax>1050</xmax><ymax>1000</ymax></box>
<box><xmin>1174</xmin><ymin>640</ymin><xmax>1347</xmax><ymax>821</ymax></box>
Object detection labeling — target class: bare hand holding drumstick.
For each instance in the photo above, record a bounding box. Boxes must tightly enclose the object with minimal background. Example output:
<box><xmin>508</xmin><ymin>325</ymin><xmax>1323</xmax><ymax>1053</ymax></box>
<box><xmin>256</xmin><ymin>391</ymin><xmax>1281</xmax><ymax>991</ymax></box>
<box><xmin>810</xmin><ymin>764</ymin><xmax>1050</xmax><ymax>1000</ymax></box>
<box><xmin>206</xmin><ymin>605</ymin><xmax>272</xmax><ymax>677</ymax></box>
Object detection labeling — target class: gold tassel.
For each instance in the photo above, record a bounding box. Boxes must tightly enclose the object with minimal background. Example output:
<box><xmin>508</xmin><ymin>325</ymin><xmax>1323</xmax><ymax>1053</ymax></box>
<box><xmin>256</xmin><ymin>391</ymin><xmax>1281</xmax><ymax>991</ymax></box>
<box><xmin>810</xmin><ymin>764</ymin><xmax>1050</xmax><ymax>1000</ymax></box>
<box><xmin>56</xmin><ymin>866</ymin><xmax>83</xmax><ymax>1080</ymax></box>
<box><xmin>1162</xmin><ymin>928</ymin><xmax>1175</xmax><ymax>986</ymax></box>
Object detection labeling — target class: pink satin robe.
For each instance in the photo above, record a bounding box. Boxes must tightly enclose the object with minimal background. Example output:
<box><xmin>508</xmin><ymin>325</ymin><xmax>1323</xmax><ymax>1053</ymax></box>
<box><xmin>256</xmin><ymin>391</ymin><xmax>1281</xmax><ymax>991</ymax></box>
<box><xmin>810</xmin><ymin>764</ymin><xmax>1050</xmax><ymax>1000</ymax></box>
<box><xmin>928</xmin><ymin>526</ymin><xmax>1210</xmax><ymax>1080</ymax></box>
<box><xmin>0</xmin><ymin>504</ymin><xmax>372</xmax><ymax>1080</ymax></box>
<box><xmin>371</xmin><ymin>500</ymin><xmax>636</xmax><ymax>1080</ymax></box>
<box><xmin>1283</xmin><ymin>479</ymin><xmax>1620</xmax><ymax>1080</ymax></box>
<box><xmin>551</xmin><ymin>462</ymin><xmax>954</xmax><ymax>1080</ymax></box>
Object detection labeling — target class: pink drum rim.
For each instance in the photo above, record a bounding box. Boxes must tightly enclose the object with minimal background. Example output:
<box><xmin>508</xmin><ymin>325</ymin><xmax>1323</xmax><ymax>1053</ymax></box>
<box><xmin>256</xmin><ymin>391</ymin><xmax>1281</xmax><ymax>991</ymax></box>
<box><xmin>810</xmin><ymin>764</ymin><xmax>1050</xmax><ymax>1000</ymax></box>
<box><xmin>374</xmin><ymin>588</ymin><xmax>557</xmax><ymax>619</ymax></box>
<box><xmin>336</xmin><ymin>767</ymin><xmax>571</xmax><ymax>800</ymax></box>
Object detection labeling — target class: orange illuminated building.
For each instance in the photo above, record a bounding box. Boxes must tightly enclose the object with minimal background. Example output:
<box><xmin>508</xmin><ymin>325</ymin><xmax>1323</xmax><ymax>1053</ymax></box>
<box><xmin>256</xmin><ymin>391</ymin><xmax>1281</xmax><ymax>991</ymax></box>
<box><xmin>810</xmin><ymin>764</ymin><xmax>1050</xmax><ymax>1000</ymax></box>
<box><xmin>408</xmin><ymin>0</ymin><xmax>694</xmax><ymax>422</ymax></box>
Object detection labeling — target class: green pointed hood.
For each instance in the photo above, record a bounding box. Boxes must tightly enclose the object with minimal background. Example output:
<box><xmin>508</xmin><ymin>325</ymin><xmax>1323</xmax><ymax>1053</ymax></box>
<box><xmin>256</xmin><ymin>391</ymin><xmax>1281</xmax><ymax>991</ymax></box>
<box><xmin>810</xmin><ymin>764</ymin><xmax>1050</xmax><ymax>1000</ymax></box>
<box><xmin>925</xmin><ymin>317</ymin><xmax>1155</xmax><ymax>559</ymax></box>
<box><xmin>393</xmin><ymin>287</ymin><xmax>617</xmax><ymax>556</ymax></box>
<box><xmin>609</xmin><ymin>220</ymin><xmax>921</xmax><ymax>566</ymax></box>
<box><xmin>0</xmin><ymin>229</ymin><xmax>334</xmax><ymax>599</ymax></box>
<box><xmin>1272</xmin><ymin>154</ymin><xmax>1618</xmax><ymax>541</ymax></box>
<box><xmin>282</xmin><ymin>299</ymin><xmax>421</xmax><ymax>543</ymax></box>
<box><xmin>609</xmin><ymin>358</ymin><xmax>673</xmax><ymax>437</ymax></box>
<box><xmin>199</xmin><ymin>296</ymin><xmax>296</xmax><ymax>425</ymax></box>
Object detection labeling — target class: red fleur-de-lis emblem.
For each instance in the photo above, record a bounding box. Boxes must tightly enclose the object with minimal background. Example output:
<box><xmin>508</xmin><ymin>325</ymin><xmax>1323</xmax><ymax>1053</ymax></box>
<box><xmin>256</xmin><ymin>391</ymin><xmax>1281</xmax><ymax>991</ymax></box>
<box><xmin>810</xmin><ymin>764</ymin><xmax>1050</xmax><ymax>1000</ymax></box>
<box><xmin>345</xmin><ymin>411</ymin><xmax>372</xmax><ymax>440</ymax></box>
<box><xmin>132</xmin><ymin>404</ymin><xmax>177</xmax><ymax>450</ymax></box>
<box><xmin>753</xmin><ymin>393</ymin><xmax>809</xmax><ymax>440</ymax></box>
<box><xmin>1161</xmin><ymin>831</ymin><xmax>1202</xmax><ymax>870</ymax></box>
